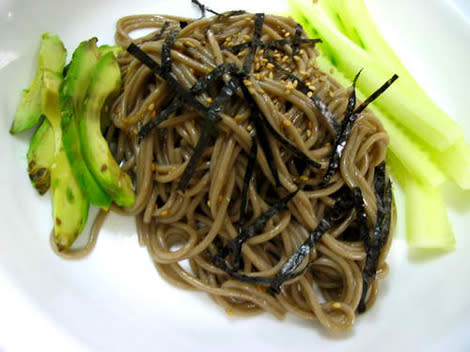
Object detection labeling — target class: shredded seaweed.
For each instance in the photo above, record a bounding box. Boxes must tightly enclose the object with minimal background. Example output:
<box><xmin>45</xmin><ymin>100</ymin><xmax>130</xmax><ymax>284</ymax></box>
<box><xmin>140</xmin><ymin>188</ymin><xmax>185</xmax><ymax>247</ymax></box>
<box><xmin>127</xmin><ymin>44</ymin><xmax>206</xmax><ymax>111</ymax></box>
<box><xmin>150</xmin><ymin>21</ymin><xmax>170</xmax><ymax>41</ymax></box>
<box><xmin>354</xmin><ymin>74</ymin><xmax>398</xmax><ymax>114</ymax></box>
<box><xmin>190</xmin><ymin>63</ymin><xmax>238</xmax><ymax>94</ymax></box>
<box><xmin>292</xmin><ymin>24</ymin><xmax>303</xmax><ymax>56</ymax></box>
<box><xmin>178</xmin><ymin>79</ymin><xmax>240</xmax><ymax>191</ymax></box>
<box><xmin>269</xmin><ymin>190</ymin><xmax>354</xmax><ymax>293</ymax></box>
<box><xmin>251</xmin><ymin>110</ymin><xmax>281</xmax><ymax>186</ymax></box>
<box><xmin>225</xmin><ymin>38</ymin><xmax>322</xmax><ymax>53</ymax></box>
<box><xmin>242</xmin><ymin>13</ymin><xmax>265</xmax><ymax>73</ymax></box>
<box><xmin>265</xmin><ymin>56</ymin><xmax>340</xmax><ymax>134</ymax></box>
<box><xmin>240</xmin><ymin>135</ymin><xmax>258</xmax><ymax>227</ymax></box>
<box><xmin>138</xmin><ymin>99</ymin><xmax>183</xmax><ymax>140</ymax></box>
<box><xmin>321</xmin><ymin>70</ymin><xmax>362</xmax><ymax>185</ymax></box>
<box><xmin>260</xmin><ymin>115</ymin><xmax>321</xmax><ymax>169</ymax></box>
<box><xmin>161</xmin><ymin>30</ymin><xmax>178</xmax><ymax>74</ymax></box>
<box><xmin>191</xmin><ymin>0</ymin><xmax>220</xmax><ymax>17</ymax></box>
<box><xmin>214</xmin><ymin>188</ymin><xmax>300</xmax><ymax>271</ymax></box>
<box><xmin>352</xmin><ymin>187</ymin><xmax>369</xmax><ymax>243</ymax></box>
<box><xmin>358</xmin><ymin>162</ymin><xmax>392</xmax><ymax>313</ymax></box>
<box><xmin>127</xmin><ymin>43</ymin><xmax>209</xmax><ymax>139</ymax></box>
<box><xmin>179</xmin><ymin>21</ymin><xmax>189</xmax><ymax>29</ymax></box>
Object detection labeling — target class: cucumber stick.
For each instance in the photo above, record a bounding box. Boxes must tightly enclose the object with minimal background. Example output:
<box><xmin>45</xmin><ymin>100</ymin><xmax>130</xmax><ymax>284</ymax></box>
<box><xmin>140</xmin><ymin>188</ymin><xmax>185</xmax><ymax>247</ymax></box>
<box><xmin>288</xmin><ymin>0</ymin><xmax>463</xmax><ymax>151</ymax></box>
<box><xmin>316</xmin><ymin>55</ymin><xmax>445</xmax><ymax>187</ymax></box>
<box><xmin>388</xmin><ymin>151</ymin><xmax>455</xmax><ymax>250</ymax></box>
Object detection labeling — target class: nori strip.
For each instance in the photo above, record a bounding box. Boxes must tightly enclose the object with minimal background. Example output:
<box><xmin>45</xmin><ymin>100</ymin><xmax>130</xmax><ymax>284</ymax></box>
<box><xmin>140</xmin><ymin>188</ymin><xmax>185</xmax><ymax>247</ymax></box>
<box><xmin>260</xmin><ymin>115</ymin><xmax>321</xmax><ymax>169</ymax></box>
<box><xmin>240</xmin><ymin>135</ymin><xmax>258</xmax><ymax>228</ymax></box>
<box><xmin>321</xmin><ymin>70</ymin><xmax>362</xmax><ymax>185</ymax></box>
<box><xmin>179</xmin><ymin>21</ymin><xmax>189</xmax><ymax>29</ymax></box>
<box><xmin>242</xmin><ymin>13</ymin><xmax>265</xmax><ymax>73</ymax></box>
<box><xmin>225</xmin><ymin>38</ymin><xmax>321</xmax><ymax>53</ymax></box>
<box><xmin>214</xmin><ymin>188</ymin><xmax>300</xmax><ymax>271</ymax></box>
<box><xmin>292</xmin><ymin>24</ymin><xmax>303</xmax><ymax>56</ymax></box>
<box><xmin>191</xmin><ymin>0</ymin><xmax>220</xmax><ymax>17</ymax></box>
<box><xmin>352</xmin><ymin>187</ymin><xmax>369</xmax><ymax>243</ymax></box>
<box><xmin>269</xmin><ymin>190</ymin><xmax>354</xmax><ymax>293</ymax></box>
<box><xmin>161</xmin><ymin>30</ymin><xmax>178</xmax><ymax>74</ymax></box>
<box><xmin>265</xmin><ymin>56</ymin><xmax>340</xmax><ymax>134</ymax></box>
<box><xmin>236</xmin><ymin>72</ymin><xmax>321</xmax><ymax>175</ymax></box>
<box><xmin>251</xmin><ymin>109</ymin><xmax>280</xmax><ymax>186</ymax></box>
<box><xmin>190</xmin><ymin>63</ymin><xmax>238</xmax><ymax>94</ymax></box>
<box><xmin>127</xmin><ymin>43</ymin><xmax>209</xmax><ymax>138</ymax></box>
<box><xmin>150</xmin><ymin>21</ymin><xmax>170</xmax><ymax>41</ymax></box>
<box><xmin>358</xmin><ymin>162</ymin><xmax>392</xmax><ymax>313</ymax></box>
<box><xmin>138</xmin><ymin>98</ymin><xmax>183</xmax><ymax>140</ymax></box>
<box><xmin>139</xmin><ymin>63</ymin><xmax>239</xmax><ymax>140</ymax></box>
<box><xmin>230</xmin><ymin>71</ymin><xmax>280</xmax><ymax>185</ymax></box>
<box><xmin>178</xmin><ymin>79</ymin><xmax>240</xmax><ymax>191</ymax></box>
<box><xmin>354</xmin><ymin>74</ymin><xmax>399</xmax><ymax>114</ymax></box>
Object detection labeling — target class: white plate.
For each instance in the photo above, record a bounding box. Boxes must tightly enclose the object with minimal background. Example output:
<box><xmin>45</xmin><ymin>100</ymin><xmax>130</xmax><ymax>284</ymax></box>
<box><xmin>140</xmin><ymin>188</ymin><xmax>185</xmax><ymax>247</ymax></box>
<box><xmin>1</xmin><ymin>0</ymin><xmax>470</xmax><ymax>351</ymax></box>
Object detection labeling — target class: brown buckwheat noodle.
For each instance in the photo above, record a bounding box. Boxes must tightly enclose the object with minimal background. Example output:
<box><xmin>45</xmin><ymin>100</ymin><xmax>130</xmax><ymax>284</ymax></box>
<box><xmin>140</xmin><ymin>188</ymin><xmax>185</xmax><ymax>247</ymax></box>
<box><xmin>52</xmin><ymin>12</ymin><xmax>394</xmax><ymax>332</ymax></box>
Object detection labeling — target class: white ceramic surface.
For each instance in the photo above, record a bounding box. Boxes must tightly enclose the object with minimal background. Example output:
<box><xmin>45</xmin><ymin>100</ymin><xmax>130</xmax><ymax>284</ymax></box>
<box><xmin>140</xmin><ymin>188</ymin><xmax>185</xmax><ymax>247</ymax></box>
<box><xmin>1</xmin><ymin>0</ymin><xmax>470</xmax><ymax>351</ymax></box>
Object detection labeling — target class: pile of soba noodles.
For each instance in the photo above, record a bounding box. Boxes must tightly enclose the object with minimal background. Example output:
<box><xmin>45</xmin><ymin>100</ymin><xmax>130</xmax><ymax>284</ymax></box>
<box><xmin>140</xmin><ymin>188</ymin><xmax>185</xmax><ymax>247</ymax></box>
<box><xmin>63</xmin><ymin>9</ymin><xmax>395</xmax><ymax>332</ymax></box>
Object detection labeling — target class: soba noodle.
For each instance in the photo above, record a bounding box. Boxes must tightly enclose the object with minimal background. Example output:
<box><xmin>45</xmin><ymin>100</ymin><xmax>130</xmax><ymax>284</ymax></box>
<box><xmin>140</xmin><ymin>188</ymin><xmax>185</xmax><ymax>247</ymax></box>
<box><xmin>53</xmin><ymin>11</ymin><xmax>394</xmax><ymax>332</ymax></box>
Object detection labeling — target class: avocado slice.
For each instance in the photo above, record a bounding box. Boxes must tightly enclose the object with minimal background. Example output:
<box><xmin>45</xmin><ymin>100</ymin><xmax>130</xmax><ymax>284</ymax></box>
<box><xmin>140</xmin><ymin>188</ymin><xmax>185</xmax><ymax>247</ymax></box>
<box><xmin>99</xmin><ymin>44</ymin><xmax>123</xmax><ymax>58</ymax></box>
<box><xmin>60</xmin><ymin>39</ymin><xmax>112</xmax><ymax>209</ymax></box>
<box><xmin>10</xmin><ymin>33</ymin><xmax>66</xmax><ymax>134</ymax></box>
<box><xmin>43</xmin><ymin>69</ymin><xmax>89</xmax><ymax>250</ymax></box>
<box><xmin>27</xmin><ymin>118</ymin><xmax>55</xmax><ymax>195</ymax></box>
<box><xmin>79</xmin><ymin>52</ymin><xmax>135</xmax><ymax>208</ymax></box>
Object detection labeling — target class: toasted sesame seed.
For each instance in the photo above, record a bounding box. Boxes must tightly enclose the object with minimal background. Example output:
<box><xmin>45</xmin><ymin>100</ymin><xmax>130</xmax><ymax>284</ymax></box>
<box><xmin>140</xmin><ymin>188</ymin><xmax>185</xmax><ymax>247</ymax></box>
<box><xmin>282</xmin><ymin>120</ymin><xmax>292</xmax><ymax>127</ymax></box>
<box><xmin>284</xmin><ymin>31</ymin><xmax>291</xmax><ymax>38</ymax></box>
<box><xmin>299</xmin><ymin>175</ymin><xmax>309</xmax><ymax>182</ymax></box>
<box><xmin>332</xmin><ymin>302</ymin><xmax>342</xmax><ymax>309</ymax></box>
<box><xmin>247</xmin><ymin>125</ymin><xmax>253</xmax><ymax>131</ymax></box>
<box><xmin>306</xmin><ymin>129</ymin><xmax>312</xmax><ymax>138</ymax></box>
<box><xmin>307</xmin><ymin>91</ymin><xmax>313</xmax><ymax>98</ymax></box>
<box><xmin>207</xmin><ymin>200</ymin><xmax>211</xmax><ymax>207</ymax></box>
<box><xmin>226</xmin><ymin>309</ymin><xmax>234</xmax><ymax>316</ymax></box>
<box><xmin>268</xmin><ymin>71</ymin><xmax>274</xmax><ymax>80</ymax></box>
<box><xmin>234</xmin><ymin>115</ymin><xmax>244</xmax><ymax>121</ymax></box>
<box><xmin>148</xmin><ymin>103</ymin><xmax>155</xmax><ymax>111</ymax></box>
<box><xmin>243</xmin><ymin>79</ymin><xmax>252</xmax><ymax>86</ymax></box>
<box><xmin>206</xmin><ymin>97</ymin><xmax>213</xmax><ymax>103</ymax></box>
<box><xmin>299</xmin><ymin>49</ymin><xmax>305</xmax><ymax>55</ymax></box>
<box><xmin>160</xmin><ymin>210</ymin><xmax>170</xmax><ymax>216</ymax></box>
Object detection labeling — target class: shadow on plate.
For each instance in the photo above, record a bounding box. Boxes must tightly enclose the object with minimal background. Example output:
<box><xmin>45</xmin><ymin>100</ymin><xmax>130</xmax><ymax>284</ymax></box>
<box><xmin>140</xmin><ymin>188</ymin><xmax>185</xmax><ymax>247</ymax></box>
<box><xmin>441</xmin><ymin>181</ymin><xmax>470</xmax><ymax>214</ymax></box>
<box><xmin>407</xmin><ymin>247</ymin><xmax>454</xmax><ymax>263</ymax></box>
